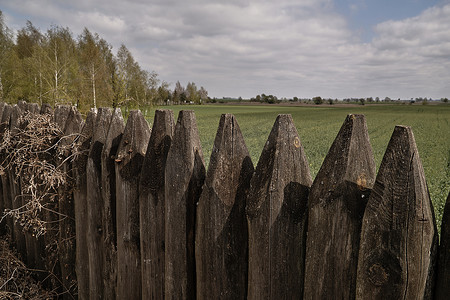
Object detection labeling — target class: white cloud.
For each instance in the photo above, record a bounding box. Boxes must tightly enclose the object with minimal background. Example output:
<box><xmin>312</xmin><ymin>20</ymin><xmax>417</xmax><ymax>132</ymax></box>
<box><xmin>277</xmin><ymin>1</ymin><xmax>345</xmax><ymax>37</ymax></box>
<box><xmin>1</xmin><ymin>0</ymin><xmax>450</xmax><ymax>98</ymax></box>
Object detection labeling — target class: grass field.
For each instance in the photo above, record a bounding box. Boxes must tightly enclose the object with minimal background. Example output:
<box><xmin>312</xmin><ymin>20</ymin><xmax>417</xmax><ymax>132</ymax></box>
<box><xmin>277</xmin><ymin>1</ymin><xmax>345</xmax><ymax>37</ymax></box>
<box><xmin>145</xmin><ymin>103</ymin><xmax>450</xmax><ymax>229</ymax></box>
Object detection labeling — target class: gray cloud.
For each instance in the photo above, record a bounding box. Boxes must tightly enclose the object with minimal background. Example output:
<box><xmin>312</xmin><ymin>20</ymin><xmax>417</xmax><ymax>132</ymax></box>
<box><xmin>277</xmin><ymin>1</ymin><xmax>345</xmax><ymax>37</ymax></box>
<box><xmin>1</xmin><ymin>0</ymin><xmax>449</xmax><ymax>99</ymax></box>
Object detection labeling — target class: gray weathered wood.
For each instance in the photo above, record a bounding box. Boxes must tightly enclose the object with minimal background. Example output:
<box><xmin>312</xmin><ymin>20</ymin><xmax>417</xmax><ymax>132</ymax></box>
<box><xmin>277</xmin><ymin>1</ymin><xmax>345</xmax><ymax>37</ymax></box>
<box><xmin>0</xmin><ymin>102</ymin><xmax>6</xmax><ymax>235</ymax></box>
<box><xmin>73</xmin><ymin>108</ymin><xmax>97</xmax><ymax>300</ymax></box>
<box><xmin>115</xmin><ymin>110</ymin><xmax>150</xmax><ymax>299</ymax></box>
<box><xmin>101</xmin><ymin>108</ymin><xmax>125</xmax><ymax>300</ymax></box>
<box><xmin>434</xmin><ymin>191</ymin><xmax>450</xmax><ymax>300</ymax></box>
<box><xmin>165</xmin><ymin>110</ymin><xmax>206</xmax><ymax>300</ymax></box>
<box><xmin>356</xmin><ymin>125</ymin><xmax>438</xmax><ymax>299</ymax></box>
<box><xmin>58</xmin><ymin>106</ymin><xmax>83</xmax><ymax>298</ymax></box>
<box><xmin>86</xmin><ymin>107</ymin><xmax>112</xmax><ymax>299</ymax></box>
<box><xmin>9</xmin><ymin>105</ymin><xmax>26</xmax><ymax>258</ymax></box>
<box><xmin>140</xmin><ymin>109</ymin><xmax>175</xmax><ymax>300</ymax></box>
<box><xmin>27</xmin><ymin>102</ymin><xmax>40</xmax><ymax>114</ymax></box>
<box><xmin>196</xmin><ymin>114</ymin><xmax>254</xmax><ymax>300</ymax></box>
<box><xmin>304</xmin><ymin>114</ymin><xmax>376</xmax><ymax>299</ymax></box>
<box><xmin>247</xmin><ymin>114</ymin><xmax>312</xmax><ymax>299</ymax></box>
<box><xmin>54</xmin><ymin>105</ymin><xmax>71</xmax><ymax>129</ymax></box>
<box><xmin>40</xmin><ymin>103</ymin><xmax>53</xmax><ymax>115</ymax></box>
<box><xmin>0</xmin><ymin>104</ymin><xmax>14</xmax><ymax>243</ymax></box>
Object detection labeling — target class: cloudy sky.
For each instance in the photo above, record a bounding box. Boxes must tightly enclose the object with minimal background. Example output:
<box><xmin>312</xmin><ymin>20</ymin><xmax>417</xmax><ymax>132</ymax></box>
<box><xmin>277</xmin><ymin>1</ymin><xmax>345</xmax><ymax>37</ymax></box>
<box><xmin>1</xmin><ymin>0</ymin><xmax>450</xmax><ymax>99</ymax></box>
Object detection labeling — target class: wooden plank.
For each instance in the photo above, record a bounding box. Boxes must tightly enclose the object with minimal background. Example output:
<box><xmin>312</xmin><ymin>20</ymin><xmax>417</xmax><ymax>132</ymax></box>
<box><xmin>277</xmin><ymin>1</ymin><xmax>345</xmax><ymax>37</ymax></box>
<box><xmin>101</xmin><ymin>108</ymin><xmax>125</xmax><ymax>300</ymax></box>
<box><xmin>115</xmin><ymin>110</ymin><xmax>150</xmax><ymax>300</ymax></box>
<box><xmin>9</xmin><ymin>105</ymin><xmax>26</xmax><ymax>259</ymax></box>
<box><xmin>73</xmin><ymin>108</ymin><xmax>97</xmax><ymax>300</ymax></box>
<box><xmin>356</xmin><ymin>125</ymin><xmax>438</xmax><ymax>299</ymax></box>
<box><xmin>53</xmin><ymin>105</ymin><xmax>71</xmax><ymax>129</ymax></box>
<box><xmin>165</xmin><ymin>110</ymin><xmax>206</xmax><ymax>300</ymax></box>
<box><xmin>86</xmin><ymin>107</ymin><xmax>113</xmax><ymax>299</ymax></box>
<box><xmin>0</xmin><ymin>102</ymin><xmax>6</xmax><ymax>235</ymax></box>
<box><xmin>0</xmin><ymin>104</ymin><xmax>13</xmax><ymax>243</ymax></box>
<box><xmin>435</xmin><ymin>191</ymin><xmax>450</xmax><ymax>300</ymax></box>
<box><xmin>195</xmin><ymin>114</ymin><xmax>254</xmax><ymax>300</ymax></box>
<box><xmin>40</xmin><ymin>103</ymin><xmax>53</xmax><ymax>115</ymax></box>
<box><xmin>247</xmin><ymin>114</ymin><xmax>312</xmax><ymax>299</ymax></box>
<box><xmin>304</xmin><ymin>114</ymin><xmax>376</xmax><ymax>299</ymax></box>
<box><xmin>58</xmin><ymin>106</ymin><xmax>83</xmax><ymax>298</ymax></box>
<box><xmin>140</xmin><ymin>109</ymin><xmax>174</xmax><ymax>300</ymax></box>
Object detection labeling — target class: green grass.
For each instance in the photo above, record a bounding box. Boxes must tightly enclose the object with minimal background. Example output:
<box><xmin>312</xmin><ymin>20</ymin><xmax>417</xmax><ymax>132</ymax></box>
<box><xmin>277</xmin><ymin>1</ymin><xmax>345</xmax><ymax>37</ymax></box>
<box><xmin>144</xmin><ymin>104</ymin><xmax>450</xmax><ymax>229</ymax></box>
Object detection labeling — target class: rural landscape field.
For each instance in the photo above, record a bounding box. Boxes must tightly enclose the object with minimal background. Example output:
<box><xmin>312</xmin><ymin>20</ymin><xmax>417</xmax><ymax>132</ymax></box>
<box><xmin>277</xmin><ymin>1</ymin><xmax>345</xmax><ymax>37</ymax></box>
<box><xmin>146</xmin><ymin>103</ymin><xmax>450</xmax><ymax>228</ymax></box>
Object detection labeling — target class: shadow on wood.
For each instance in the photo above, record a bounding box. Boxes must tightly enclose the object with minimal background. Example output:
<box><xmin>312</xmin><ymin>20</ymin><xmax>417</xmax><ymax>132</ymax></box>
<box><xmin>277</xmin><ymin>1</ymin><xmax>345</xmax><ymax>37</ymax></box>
<box><xmin>356</xmin><ymin>125</ymin><xmax>438</xmax><ymax>299</ymax></box>
<box><xmin>196</xmin><ymin>114</ymin><xmax>254</xmax><ymax>300</ymax></box>
<box><xmin>165</xmin><ymin>110</ymin><xmax>206</xmax><ymax>300</ymax></box>
<box><xmin>247</xmin><ymin>114</ymin><xmax>312</xmax><ymax>299</ymax></box>
<box><xmin>304</xmin><ymin>114</ymin><xmax>375</xmax><ymax>299</ymax></box>
<box><xmin>115</xmin><ymin>110</ymin><xmax>150</xmax><ymax>300</ymax></box>
<box><xmin>140</xmin><ymin>109</ymin><xmax>175</xmax><ymax>300</ymax></box>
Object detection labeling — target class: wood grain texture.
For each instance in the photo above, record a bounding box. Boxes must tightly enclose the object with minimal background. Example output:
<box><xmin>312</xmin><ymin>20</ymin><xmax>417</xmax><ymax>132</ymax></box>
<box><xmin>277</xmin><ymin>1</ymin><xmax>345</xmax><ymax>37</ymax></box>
<box><xmin>140</xmin><ymin>109</ymin><xmax>175</xmax><ymax>300</ymax></box>
<box><xmin>165</xmin><ymin>110</ymin><xmax>206</xmax><ymax>300</ymax></box>
<box><xmin>196</xmin><ymin>114</ymin><xmax>254</xmax><ymax>300</ymax></box>
<box><xmin>304</xmin><ymin>114</ymin><xmax>376</xmax><ymax>299</ymax></box>
<box><xmin>101</xmin><ymin>108</ymin><xmax>125</xmax><ymax>300</ymax></box>
<box><xmin>247</xmin><ymin>114</ymin><xmax>312</xmax><ymax>299</ymax></box>
<box><xmin>435</xmin><ymin>191</ymin><xmax>450</xmax><ymax>300</ymax></box>
<box><xmin>86</xmin><ymin>107</ymin><xmax>112</xmax><ymax>299</ymax></box>
<box><xmin>356</xmin><ymin>125</ymin><xmax>438</xmax><ymax>299</ymax></box>
<box><xmin>0</xmin><ymin>104</ymin><xmax>13</xmax><ymax>240</ymax></box>
<box><xmin>115</xmin><ymin>110</ymin><xmax>150</xmax><ymax>300</ymax></box>
<box><xmin>73</xmin><ymin>108</ymin><xmax>97</xmax><ymax>300</ymax></box>
<box><xmin>58</xmin><ymin>106</ymin><xmax>83</xmax><ymax>298</ymax></box>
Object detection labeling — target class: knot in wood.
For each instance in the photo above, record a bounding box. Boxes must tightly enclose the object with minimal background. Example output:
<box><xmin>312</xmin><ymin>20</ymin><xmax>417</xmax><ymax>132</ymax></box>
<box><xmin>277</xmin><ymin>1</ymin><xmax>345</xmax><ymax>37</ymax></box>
<box><xmin>368</xmin><ymin>263</ymin><xmax>388</xmax><ymax>286</ymax></box>
<box><xmin>356</xmin><ymin>173</ymin><xmax>368</xmax><ymax>190</ymax></box>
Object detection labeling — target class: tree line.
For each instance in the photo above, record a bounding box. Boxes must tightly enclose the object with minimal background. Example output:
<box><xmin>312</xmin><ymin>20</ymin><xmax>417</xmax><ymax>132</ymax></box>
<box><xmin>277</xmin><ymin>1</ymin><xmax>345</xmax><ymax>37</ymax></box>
<box><xmin>0</xmin><ymin>11</ymin><xmax>208</xmax><ymax>112</ymax></box>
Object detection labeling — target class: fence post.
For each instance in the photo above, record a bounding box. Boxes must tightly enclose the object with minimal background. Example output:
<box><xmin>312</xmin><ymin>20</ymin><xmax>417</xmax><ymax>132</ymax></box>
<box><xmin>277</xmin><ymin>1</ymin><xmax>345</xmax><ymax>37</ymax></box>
<box><xmin>436</xmin><ymin>191</ymin><xmax>450</xmax><ymax>299</ymax></box>
<box><xmin>115</xmin><ymin>110</ymin><xmax>150</xmax><ymax>299</ymax></box>
<box><xmin>304</xmin><ymin>114</ymin><xmax>376</xmax><ymax>299</ymax></box>
<box><xmin>139</xmin><ymin>109</ymin><xmax>174</xmax><ymax>300</ymax></box>
<box><xmin>58</xmin><ymin>106</ymin><xmax>83</xmax><ymax>297</ymax></box>
<box><xmin>195</xmin><ymin>114</ymin><xmax>254</xmax><ymax>299</ymax></box>
<box><xmin>0</xmin><ymin>104</ymin><xmax>13</xmax><ymax>246</ymax></box>
<box><xmin>40</xmin><ymin>103</ymin><xmax>53</xmax><ymax>115</ymax></box>
<box><xmin>165</xmin><ymin>110</ymin><xmax>206</xmax><ymax>299</ymax></box>
<box><xmin>73</xmin><ymin>108</ymin><xmax>97</xmax><ymax>300</ymax></box>
<box><xmin>53</xmin><ymin>105</ymin><xmax>71</xmax><ymax>129</ymax></box>
<box><xmin>356</xmin><ymin>125</ymin><xmax>438</xmax><ymax>299</ymax></box>
<box><xmin>86</xmin><ymin>107</ymin><xmax>113</xmax><ymax>299</ymax></box>
<box><xmin>0</xmin><ymin>102</ymin><xmax>6</xmax><ymax>236</ymax></box>
<box><xmin>9</xmin><ymin>105</ymin><xmax>26</xmax><ymax>259</ymax></box>
<box><xmin>247</xmin><ymin>114</ymin><xmax>312</xmax><ymax>299</ymax></box>
<box><xmin>101</xmin><ymin>108</ymin><xmax>125</xmax><ymax>300</ymax></box>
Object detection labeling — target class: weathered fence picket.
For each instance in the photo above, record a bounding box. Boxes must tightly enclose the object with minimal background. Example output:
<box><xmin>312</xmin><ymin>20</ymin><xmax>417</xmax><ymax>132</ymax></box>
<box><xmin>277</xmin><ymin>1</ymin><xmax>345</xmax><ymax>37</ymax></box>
<box><xmin>86</xmin><ymin>107</ymin><xmax>113</xmax><ymax>299</ymax></box>
<box><xmin>9</xmin><ymin>105</ymin><xmax>26</xmax><ymax>259</ymax></box>
<box><xmin>139</xmin><ymin>109</ymin><xmax>175</xmax><ymax>300</ymax></box>
<box><xmin>196</xmin><ymin>114</ymin><xmax>254</xmax><ymax>300</ymax></box>
<box><xmin>304</xmin><ymin>114</ymin><xmax>376</xmax><ymax>299</ymax></box>
<box><xmin>115</xmin><ymin>110</ymin><xmax>150</xmax><ymax>299</ymax></box>
<box><xmin>165</xmin><ymin>110</ymin><xmax>206</xmax><ymax>299</ymax></box>
<box><xmin>58</xmin><ymin>106</ymin><xmax>83</xmax><ymax>297</ymax></box>
<box><xmin>0</xmin><ymin>104</ymin><xmax>13</xmax><ymax>240</ymax></box>
<box><xmin>436</xmin><ymin>192</ymin><xmax>450</xmax><ymax>299</ymax></box>
<box><xmin>101</xmin><ymin>108</ymin><xmax>125</xmax><ymax>300</ymax></box>
<box><xmin>247</xmin><ymin>114</ymin><xmax>312</xmax><ymax>299</ymax></box>
<box><xmin>356</xmin><ymin>125</ymin><xmax>438</xmax><ymax>299</ymax></box>
<box><xmin>73</xmin><ymin>108</ymin><xmax>97</xmax><ymax>300</ymax></box>
<box><xmin>0</xmin><ymin>102</ymin><xmax>447</xmax><ymax>300</ymax></box>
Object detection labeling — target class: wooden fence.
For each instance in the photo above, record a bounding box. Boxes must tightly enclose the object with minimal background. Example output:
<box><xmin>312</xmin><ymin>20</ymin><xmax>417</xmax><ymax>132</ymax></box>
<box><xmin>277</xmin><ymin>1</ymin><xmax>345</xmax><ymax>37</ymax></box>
<box><xmin>0</xmin><ymin>101</ymin><xmax>449</xmax><ymax>299</ymax></box>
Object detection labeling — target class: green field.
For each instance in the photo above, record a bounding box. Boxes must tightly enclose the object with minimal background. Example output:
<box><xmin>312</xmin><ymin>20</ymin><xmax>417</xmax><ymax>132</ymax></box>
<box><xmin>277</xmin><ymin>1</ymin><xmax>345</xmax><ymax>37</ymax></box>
<box><xmin>145</xmin><ymin>104</ymin><xmax>450</xmax><ymax>229</ymax></box>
